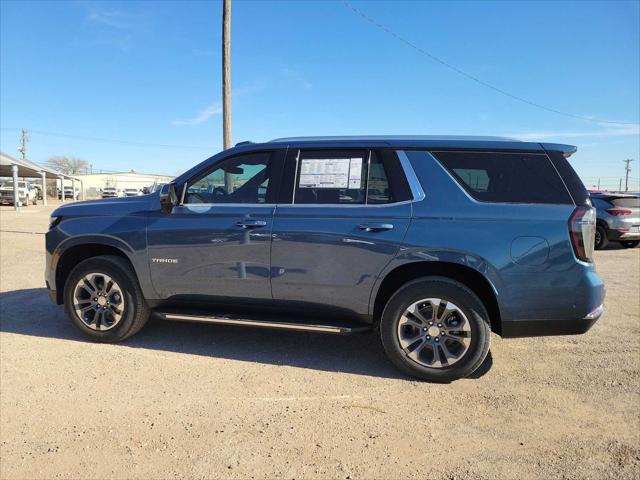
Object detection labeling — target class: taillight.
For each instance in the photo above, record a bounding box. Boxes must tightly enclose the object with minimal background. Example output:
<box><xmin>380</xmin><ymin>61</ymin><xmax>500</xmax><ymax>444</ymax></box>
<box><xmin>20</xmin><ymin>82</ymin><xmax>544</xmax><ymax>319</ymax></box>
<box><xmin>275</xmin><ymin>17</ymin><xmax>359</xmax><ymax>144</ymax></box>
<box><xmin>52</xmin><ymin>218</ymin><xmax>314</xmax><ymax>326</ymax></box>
<box><xmin>606</xmin><ymin>208</ymin><xmax>633</xmax><ymax>216</ymax></box>
<box><xmin>569</xmin><ymin>206</ymin><xmax>596</xmax><ymax>262</ymax></box>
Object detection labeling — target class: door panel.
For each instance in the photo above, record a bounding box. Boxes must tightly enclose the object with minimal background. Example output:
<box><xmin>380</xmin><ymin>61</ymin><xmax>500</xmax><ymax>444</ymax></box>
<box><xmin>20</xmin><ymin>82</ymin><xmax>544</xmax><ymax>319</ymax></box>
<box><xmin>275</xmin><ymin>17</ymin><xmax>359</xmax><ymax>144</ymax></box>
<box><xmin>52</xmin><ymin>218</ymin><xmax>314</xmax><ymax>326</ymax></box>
<box><xmin>147</xmin><ymin>205</ymin><xmax>274</xmax><ymax>299</ymax></box>
<box><xmin>146</xmin><ymin>149</ymin><xmax>285</xmax><ymax>300</ymax></box>
<box><xmin>270</xmin><ymin>203</ymin><xmax>411</xmax><ymax>314</ymax></box>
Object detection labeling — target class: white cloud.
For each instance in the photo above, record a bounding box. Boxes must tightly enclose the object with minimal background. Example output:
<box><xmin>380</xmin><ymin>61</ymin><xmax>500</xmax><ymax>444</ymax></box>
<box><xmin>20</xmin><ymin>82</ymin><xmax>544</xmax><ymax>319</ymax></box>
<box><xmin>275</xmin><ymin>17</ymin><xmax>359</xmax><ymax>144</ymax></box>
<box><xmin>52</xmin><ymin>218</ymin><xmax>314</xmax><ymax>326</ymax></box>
<box><xmin>506</xmin><ymin>123</ymin><xmax>640</xmax><ymax>141</ymax></box>
<box><xmin>171</xmin><ymin>83</ymin><xmax>264</xmax><ymax>126</ymax></box>
<box><xmin>172</xmin><ymin>103</ymin><xmax>223</xmax><ymax>126</ymax></box>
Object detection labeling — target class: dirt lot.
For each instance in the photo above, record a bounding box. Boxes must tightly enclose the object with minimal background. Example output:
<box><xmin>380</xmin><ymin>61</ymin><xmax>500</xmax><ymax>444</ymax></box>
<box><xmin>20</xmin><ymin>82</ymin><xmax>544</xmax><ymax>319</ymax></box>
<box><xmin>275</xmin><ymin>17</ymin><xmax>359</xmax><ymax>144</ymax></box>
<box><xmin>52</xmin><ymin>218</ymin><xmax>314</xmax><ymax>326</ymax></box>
<box><xmin>0</xmin><ymin>203</ymin><xmax>638</xmax><ymax>480</ymax></box>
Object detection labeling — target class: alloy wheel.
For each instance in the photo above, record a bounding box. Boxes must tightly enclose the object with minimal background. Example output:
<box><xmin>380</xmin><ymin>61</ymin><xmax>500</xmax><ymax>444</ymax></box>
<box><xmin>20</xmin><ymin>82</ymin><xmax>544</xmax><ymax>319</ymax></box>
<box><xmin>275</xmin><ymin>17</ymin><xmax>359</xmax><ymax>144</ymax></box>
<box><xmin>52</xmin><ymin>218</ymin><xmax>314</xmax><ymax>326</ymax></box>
<box><xmin>73</xmin><ymin>273</ymin><xmax>125</xmax><ymax>331</ymax></box>
<box><xmin>397</xmin><ymin>298</ymin><xmax>471</xmax><ymax>368</ymax></box>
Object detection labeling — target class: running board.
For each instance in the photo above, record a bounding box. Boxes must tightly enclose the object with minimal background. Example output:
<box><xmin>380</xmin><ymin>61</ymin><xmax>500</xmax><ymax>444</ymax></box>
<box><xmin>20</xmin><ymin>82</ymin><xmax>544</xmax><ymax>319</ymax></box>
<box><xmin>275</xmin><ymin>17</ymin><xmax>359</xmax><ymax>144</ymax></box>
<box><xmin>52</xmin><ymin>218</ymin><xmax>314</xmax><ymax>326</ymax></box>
<box><xmin>156</xmin><ymin>311</ymin><xmax>372</xmax><ymax>335</ymax></box>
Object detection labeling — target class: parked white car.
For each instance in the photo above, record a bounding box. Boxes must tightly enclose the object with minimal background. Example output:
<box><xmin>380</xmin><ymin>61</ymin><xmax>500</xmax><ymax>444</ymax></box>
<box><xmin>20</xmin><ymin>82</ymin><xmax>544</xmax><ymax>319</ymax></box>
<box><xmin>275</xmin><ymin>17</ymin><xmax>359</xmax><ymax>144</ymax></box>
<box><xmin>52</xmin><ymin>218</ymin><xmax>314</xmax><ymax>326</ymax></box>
<box><xmin>0</xmin><ymin>180</ymin><xmax>37</xmax><ymax>206</ymax></box>
<box><xmin>58</xmin><ymin>186</ymin><xmax>79</xmax><ymax>200</ymax></box>
<box><xmin>101</xmin><ymin>187</ymin><xmax>120</xmax><ymax>198</ymax></box>
<box><xmin>123</xmin><ymin>187</ymin><xmax>141</xmax><ymax>197</ymax></box>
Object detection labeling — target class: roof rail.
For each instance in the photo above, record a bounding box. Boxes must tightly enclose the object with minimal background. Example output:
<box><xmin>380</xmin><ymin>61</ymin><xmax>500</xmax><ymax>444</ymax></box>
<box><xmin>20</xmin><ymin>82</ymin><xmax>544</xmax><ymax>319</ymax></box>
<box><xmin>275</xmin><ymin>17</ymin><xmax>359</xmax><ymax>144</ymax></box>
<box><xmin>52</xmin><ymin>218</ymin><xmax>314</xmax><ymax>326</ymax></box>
<box><xmin>235</xmin><ymin>141</ymin><xmax>253</xmax><ymax>147</ymax></box>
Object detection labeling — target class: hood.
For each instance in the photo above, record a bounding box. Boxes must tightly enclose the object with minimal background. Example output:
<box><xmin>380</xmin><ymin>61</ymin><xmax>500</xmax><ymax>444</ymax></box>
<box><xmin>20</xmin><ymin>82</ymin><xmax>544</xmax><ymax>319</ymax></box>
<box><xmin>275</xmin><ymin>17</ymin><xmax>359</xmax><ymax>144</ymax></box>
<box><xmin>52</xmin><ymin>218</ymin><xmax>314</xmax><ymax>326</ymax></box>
<box><xmin>51</xmin><ymin>192</ymin><xmax>159</xmax><ymax>218</ymax></box>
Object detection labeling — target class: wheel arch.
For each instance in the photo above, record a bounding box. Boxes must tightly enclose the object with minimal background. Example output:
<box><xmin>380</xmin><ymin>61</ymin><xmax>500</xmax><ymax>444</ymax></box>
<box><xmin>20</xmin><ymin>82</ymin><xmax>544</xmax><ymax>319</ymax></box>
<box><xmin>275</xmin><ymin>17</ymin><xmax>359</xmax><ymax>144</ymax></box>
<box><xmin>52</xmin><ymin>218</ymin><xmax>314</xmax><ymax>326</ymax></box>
<box><xmin>372</xmin><ymin>261</ymin><xmax>503</xmax><ymax>335</ymax></box>
<box><xmin>54</xmin><ymin>241</ymin><xmax>135</xmax><ymax>305</ymax></box>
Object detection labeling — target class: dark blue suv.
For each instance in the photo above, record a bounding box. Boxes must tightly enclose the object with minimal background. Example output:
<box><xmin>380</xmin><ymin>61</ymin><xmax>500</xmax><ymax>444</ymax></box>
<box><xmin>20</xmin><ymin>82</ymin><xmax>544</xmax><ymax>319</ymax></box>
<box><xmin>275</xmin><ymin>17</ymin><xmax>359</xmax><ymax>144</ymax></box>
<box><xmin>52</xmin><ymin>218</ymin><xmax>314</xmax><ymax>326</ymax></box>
<box><xmin>45</xmin><ymin>136</ymin><xmax>605</xmax><ymax>381</ymax></box>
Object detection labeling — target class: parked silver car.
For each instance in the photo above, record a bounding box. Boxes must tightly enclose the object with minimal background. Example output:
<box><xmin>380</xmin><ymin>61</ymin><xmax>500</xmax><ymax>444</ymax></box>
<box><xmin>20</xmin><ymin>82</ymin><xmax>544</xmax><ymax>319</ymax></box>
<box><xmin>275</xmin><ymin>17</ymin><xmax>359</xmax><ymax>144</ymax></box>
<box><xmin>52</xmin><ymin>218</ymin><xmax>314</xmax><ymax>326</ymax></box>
<box><xmin>590</xmin><ymin>192</ymin><xmax>640</xmax><ymax>249</ymax></box>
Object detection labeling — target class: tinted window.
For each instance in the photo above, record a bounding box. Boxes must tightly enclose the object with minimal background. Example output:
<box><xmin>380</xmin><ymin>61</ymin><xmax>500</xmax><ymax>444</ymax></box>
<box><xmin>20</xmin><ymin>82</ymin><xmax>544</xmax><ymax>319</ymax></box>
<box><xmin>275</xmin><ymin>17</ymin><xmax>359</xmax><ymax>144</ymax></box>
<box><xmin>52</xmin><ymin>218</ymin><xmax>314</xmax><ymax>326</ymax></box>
<box><xmin>546</xmin><ymin>150</ymin><xmax>589</xmax><ymax>206</ymax></box>
<box><xmin>591</xmin><ymin>197</ymin><xmax>612</xmax><ymax>209</ymax></box>
<box><xmin>367</xmin><ymin>152</ymin><xmax>401</xmax><ymax>204</ymax></box>
<box><xmin>185</xmin><ymin>152</ymin><xmax>272</xmax><ymax>204</ymax></box>
<box><xmin>434</xmin><ymin>151</ymin><xmax>573</xmax><ymax>204</ymax></box>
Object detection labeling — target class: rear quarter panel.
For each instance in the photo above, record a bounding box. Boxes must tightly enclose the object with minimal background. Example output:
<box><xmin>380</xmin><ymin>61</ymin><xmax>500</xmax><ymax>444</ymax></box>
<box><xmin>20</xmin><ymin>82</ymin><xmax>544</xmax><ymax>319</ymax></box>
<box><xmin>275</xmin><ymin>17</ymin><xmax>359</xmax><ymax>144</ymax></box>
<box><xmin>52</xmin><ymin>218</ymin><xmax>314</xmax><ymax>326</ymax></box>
<box><xmin>379</xmin><ymin>150</ymin><xmax>599</xmax><ymax>324</ymax></box>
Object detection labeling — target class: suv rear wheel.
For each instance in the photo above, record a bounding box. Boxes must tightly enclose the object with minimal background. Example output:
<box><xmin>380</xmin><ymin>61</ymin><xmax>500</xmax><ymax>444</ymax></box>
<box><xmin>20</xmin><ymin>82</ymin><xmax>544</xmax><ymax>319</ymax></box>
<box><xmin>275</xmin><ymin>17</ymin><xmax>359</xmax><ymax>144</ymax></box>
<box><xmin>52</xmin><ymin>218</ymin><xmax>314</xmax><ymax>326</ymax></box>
<box><xmin>380</xmin><ymin>277</ymin><xmax>491</xmax><ymax>382</ymax></box>
<box><xmin>63</xmin><ymin>255</ymin><xmax>150</xmax><ymax>342</ymax></box>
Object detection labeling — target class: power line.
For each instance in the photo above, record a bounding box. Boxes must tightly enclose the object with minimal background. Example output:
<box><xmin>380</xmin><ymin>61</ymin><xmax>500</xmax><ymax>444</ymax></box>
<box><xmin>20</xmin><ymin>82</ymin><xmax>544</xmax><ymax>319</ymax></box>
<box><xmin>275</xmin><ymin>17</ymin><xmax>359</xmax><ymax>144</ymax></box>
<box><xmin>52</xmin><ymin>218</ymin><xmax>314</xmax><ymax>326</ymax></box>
<box><xmin>342</xmin><ymin>1</ymin><xmax>639</xmax><ymax>127</ymax></box>
<box><xmin>0</xmin><ymin>128</ymin><xmax>215</xmax><ymax>150</ymax></box>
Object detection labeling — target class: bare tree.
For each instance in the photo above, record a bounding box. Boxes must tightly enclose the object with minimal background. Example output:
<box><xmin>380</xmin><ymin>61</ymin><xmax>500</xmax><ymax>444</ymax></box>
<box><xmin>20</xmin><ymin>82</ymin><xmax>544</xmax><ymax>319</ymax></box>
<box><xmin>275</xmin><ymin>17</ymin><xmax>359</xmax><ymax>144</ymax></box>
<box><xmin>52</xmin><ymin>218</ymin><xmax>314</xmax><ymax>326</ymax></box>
<box><xmin>45</xmin><ymin>156</ymin><xmax>89</xmax><ymax>175</ymax></box>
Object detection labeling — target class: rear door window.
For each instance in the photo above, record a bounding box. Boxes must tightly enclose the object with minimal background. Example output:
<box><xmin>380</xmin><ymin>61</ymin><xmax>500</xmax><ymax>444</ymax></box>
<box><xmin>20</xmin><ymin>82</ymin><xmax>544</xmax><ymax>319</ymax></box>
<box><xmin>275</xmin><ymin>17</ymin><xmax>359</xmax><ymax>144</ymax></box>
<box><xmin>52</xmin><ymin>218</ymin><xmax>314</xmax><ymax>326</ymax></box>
<box><xmin>434</xmin><ymin>151</ymin><xmax>573</xmax><ymax>204</ymax></box>
<box><xmin>287</xmin><ymin>149</ymin><xmax>410</xmax><ymax>205</ymax></box>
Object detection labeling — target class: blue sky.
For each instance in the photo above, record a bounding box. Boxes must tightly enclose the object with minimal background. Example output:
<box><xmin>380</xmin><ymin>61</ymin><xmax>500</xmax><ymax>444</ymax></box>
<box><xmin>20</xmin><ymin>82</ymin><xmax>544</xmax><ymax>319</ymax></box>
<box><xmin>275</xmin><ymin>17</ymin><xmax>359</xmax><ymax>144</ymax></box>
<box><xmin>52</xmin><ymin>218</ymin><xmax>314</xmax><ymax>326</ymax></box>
<box><xmin>1</xmin><ymin>0</ymin><xmax>639</xmax><ymax>189</ymax></box>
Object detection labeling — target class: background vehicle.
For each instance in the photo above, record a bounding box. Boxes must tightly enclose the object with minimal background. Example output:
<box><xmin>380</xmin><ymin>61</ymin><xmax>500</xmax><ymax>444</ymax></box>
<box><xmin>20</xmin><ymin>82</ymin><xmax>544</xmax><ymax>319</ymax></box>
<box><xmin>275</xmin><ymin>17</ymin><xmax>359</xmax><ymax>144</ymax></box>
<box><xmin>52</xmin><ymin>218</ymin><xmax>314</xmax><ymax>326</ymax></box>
<box><xmin>0</xmin><ymin>180</ymin><xmax>37</xmax><ymax>206</ymax></box>
<box><xmin>32</xmin><ymin>183</ymin><xmax>43</xmax><ymax>200</ymax></box>
<box><xmin>123</xmin><ymin>187</ymin><xmax>141</xmax><ymax>197</ymax></box>
<box><xmin>590</xmin><ymin>192</ymin><xmax>640</xmax><ymax>249</ymax></box>
<box><xmin>101</xmin><ymin>187</ymin><xmax>120</xmax><ymax>198</ymax></box>
<box><xmin>58</xmin><ymin>186</ymin><xmax>79</xmax><ymax>200</ymax></box>
<box><xmin>45</xmin><ymin>136</ymin><xmax>605</xmax><ymax>382</ymax></box>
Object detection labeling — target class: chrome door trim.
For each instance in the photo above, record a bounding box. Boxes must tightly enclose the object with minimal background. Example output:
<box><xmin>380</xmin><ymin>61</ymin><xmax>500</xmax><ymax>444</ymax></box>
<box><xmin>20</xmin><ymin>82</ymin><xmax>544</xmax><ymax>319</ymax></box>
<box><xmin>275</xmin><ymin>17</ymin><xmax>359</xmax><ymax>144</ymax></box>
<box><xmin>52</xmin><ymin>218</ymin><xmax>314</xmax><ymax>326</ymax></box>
<box><xmin>396</xmin><ymin>150</ymin><xmax>425</xmax><ymax>202</ymax></box>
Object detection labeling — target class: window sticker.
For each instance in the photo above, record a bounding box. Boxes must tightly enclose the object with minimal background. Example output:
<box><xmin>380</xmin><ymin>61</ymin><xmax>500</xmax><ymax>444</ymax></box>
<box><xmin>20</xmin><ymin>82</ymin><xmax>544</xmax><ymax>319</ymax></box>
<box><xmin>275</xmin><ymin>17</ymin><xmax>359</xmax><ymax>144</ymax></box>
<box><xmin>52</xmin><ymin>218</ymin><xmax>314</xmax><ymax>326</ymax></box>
<box><xmin>299</xmin><ymin>157</ymin><xmax>363</xmax><ymax>189</ymax></box>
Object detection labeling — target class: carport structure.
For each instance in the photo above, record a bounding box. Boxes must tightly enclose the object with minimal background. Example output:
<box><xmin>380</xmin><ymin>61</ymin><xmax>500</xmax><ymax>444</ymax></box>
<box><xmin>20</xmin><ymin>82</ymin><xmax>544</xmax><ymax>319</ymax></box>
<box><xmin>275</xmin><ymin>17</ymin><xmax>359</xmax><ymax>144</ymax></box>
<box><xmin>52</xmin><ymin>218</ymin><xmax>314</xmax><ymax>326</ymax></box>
<box><xmin>0</xmin><ymin>152</ymin><xmax>83</xmax><ymax>211</ymax></box>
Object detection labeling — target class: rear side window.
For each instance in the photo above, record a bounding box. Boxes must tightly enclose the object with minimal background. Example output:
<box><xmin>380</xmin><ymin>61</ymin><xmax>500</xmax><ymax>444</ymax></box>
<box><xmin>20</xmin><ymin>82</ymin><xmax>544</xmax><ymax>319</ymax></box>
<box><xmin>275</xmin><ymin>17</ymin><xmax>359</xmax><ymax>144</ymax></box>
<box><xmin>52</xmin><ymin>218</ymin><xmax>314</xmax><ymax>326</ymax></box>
<box><xmin>289</xmin><ymin>149</ymin><xmax>410</xmax><ymax>205</ymax></box>
<box><xmin>434</xmin><ymin>151</ymin><xmax>573</xmax><ymax>204</ymax></box>
<box><xmin>546</xmin><ymin>150</ymin><xmax>589</xmax><ymax>206</ymax></box>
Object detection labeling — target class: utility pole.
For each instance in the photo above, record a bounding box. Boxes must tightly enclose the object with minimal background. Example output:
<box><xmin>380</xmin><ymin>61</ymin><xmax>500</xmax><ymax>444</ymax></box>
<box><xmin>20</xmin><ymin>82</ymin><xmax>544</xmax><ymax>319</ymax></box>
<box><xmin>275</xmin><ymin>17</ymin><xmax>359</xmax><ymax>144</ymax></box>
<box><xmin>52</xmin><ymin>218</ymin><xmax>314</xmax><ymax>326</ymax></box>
<box><xmin>623</xmin><ymin>159</ymin><xmax>633</xmax><ymax>192</ymax></box>
<box><xmin>222</xmin><ymin>0</ymin><xmax>233</xmax><ymax>194</ymax></box>
<box><xmin>222</xmin><ymin>0</ymin><xmax>231</xmax><ymax>150</ymax></box>
<box><xmin>17</xmin><ymin>128</ymin><xmax>29</xmax><ymax>161</ymax></box>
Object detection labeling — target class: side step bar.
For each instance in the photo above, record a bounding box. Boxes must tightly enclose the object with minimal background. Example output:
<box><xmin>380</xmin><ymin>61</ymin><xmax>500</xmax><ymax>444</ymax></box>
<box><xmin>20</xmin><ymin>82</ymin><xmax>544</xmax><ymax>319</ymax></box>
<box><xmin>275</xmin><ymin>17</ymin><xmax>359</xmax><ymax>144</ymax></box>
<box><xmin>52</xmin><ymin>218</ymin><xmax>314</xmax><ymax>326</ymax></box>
<box><xmin>157</xmin><ymin>312</ymin><xmax>372</xmax><ymax>335</ymax></box>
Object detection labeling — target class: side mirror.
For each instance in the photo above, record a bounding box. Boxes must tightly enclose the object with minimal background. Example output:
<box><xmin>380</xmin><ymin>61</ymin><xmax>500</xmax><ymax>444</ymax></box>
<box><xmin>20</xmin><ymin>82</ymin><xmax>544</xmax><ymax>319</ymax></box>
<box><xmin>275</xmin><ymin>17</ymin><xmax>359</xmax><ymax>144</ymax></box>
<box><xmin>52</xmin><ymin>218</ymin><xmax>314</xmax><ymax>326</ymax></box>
<box><xmin>160</xmin><ymin>183</ymin><xmax>181</xmax><ymax>212</ymax></box>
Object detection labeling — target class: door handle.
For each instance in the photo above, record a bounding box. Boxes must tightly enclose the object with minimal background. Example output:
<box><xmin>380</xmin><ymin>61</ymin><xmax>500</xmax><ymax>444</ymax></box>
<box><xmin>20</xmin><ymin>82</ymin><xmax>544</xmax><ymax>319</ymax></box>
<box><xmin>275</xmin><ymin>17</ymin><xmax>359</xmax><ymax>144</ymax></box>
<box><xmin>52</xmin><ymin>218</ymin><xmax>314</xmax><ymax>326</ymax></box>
<box><xmin>358</xmin><ymin>223</ymin><xmax>394</xmax><ymax>232</ymax></box>
<box><xmin>236</xmin><ymin>220</ymin><xmax>267</xmax><ymax>228</ymax></box>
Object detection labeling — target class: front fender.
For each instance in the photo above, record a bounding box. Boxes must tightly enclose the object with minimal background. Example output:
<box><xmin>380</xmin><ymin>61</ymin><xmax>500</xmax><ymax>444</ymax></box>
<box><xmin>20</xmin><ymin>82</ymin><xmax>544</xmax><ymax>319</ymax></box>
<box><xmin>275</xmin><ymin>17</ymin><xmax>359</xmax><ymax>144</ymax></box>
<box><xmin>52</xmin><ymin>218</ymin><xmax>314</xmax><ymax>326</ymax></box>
<box><xmin>46</xmin><ymin>215</ymin><xmax>155</xmax><ymax>301</ymax></box>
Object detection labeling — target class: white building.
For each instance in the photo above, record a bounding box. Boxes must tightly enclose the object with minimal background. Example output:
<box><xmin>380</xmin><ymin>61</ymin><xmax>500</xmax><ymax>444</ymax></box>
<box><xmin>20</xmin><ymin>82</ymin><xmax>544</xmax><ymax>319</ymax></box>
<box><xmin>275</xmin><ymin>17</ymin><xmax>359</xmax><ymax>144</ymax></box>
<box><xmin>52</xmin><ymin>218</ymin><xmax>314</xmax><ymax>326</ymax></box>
<box><xmin>74</xmin><ymin>170</ymin><xmax>174</xmax><ymax>198</ymax></box>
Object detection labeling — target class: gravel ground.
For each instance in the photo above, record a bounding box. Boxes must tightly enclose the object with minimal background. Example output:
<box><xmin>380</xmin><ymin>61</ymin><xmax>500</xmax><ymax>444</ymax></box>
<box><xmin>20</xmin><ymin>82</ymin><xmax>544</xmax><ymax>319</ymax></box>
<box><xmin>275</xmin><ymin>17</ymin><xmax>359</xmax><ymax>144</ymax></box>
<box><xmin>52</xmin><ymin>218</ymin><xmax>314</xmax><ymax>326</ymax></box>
<box><xmin>1</xmin><ymin>203</ymin><xmax>639</xmax><ymax>479</ymax></box>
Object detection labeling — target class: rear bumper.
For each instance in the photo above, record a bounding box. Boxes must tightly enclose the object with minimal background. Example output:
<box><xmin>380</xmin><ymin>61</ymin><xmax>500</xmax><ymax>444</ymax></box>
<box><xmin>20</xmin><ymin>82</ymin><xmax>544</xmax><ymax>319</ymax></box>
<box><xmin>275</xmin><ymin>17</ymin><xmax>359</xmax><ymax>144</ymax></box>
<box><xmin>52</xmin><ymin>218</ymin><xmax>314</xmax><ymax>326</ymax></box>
<box><xmin>501</xmin><ymin>304</ymin><xmax>604</xmax><ymax>337</ymax></box>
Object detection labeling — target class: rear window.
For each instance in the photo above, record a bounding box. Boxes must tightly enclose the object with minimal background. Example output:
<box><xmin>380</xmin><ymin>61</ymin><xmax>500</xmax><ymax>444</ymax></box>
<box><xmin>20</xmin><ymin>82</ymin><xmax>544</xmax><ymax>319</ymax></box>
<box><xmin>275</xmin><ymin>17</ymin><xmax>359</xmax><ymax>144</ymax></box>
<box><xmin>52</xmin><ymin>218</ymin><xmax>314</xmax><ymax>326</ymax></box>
<box><xmin>433</xmin><ymin>151</ymin><xmax>573</xmax><ymax>204</ymax></box>
<box><xmin>611</xmin><ymin>196</ymin><xmax>640</xmax><ymax>208</ymax></box>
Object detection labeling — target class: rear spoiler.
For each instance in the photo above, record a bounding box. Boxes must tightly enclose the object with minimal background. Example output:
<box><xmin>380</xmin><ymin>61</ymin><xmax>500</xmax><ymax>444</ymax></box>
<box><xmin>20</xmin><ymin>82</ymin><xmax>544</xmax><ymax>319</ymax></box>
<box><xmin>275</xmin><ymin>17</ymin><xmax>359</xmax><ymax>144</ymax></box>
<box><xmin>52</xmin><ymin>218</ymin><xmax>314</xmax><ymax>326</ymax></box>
<box><xmin>541</xmin><ymin>143</ymin><xmax>578</xmax><ymax>158</ymax></box>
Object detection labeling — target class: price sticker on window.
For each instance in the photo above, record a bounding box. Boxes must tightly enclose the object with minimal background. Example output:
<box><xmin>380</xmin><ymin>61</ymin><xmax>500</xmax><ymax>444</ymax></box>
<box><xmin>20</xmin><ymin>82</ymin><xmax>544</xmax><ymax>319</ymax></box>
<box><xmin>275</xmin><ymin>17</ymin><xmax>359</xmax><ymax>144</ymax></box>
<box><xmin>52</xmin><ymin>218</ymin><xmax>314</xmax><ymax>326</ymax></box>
<box><xmin>299</xmin><ymin>157</ymin><xmax>363</xmax><ymax>189</ymax></box>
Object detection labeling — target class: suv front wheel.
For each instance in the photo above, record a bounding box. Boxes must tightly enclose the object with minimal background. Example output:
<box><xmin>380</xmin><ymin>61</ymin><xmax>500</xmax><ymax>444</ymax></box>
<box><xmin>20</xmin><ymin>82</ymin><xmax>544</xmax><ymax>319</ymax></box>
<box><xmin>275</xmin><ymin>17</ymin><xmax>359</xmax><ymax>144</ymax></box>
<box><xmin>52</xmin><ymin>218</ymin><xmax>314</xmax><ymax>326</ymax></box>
<box><xmin>64</xmin><ymin>255</ymin><xmax>150</xmax><ymax>342</ymax></box>
<box><xmin>380</xmin><ymin>277</ymin><xmax>491</xmax><ymax>382</ymax></box>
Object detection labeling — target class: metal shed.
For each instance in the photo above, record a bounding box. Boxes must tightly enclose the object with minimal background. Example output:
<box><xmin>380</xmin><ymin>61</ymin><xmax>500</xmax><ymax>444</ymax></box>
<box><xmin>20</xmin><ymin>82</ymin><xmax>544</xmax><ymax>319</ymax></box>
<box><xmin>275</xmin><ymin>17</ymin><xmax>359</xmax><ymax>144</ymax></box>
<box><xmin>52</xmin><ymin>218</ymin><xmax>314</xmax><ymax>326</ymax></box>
<box><xmin>0</xmin><ymin>152</ymin><xmax>82</xmax><ymax>210</ymax></box>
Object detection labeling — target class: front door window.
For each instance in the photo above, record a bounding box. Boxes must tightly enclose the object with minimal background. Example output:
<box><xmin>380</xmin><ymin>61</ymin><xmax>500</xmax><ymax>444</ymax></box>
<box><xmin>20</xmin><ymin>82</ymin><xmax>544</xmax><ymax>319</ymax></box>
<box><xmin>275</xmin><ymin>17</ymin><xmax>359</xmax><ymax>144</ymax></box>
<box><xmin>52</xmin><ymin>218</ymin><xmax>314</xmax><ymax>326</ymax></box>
<box><xmin>185</xmin><ymin>152</ymin><xmax>273</xmax><ymax>204</ymax></box>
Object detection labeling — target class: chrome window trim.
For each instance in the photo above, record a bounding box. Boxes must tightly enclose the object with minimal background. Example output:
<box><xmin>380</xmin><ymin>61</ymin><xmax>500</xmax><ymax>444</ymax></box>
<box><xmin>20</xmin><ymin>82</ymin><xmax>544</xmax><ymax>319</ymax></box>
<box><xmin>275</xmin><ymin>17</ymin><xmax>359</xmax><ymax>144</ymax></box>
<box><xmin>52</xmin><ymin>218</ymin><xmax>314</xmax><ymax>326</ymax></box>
<box><xmin>396</xmin><ymin>150</ymin><xmax>425</xmax><ymax>202</ymax></box>
<box><xmin>175</xmin><ymin>203</ymin><xmax>277</xmax><ymax>209</ymax></box>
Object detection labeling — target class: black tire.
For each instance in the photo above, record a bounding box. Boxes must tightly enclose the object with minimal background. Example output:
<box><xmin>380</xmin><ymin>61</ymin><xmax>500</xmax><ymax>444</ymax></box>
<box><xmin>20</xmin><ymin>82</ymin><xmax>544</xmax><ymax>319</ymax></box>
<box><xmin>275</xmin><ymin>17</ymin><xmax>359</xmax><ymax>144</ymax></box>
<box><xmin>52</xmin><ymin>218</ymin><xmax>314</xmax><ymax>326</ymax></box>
<box><xmin>63</xmin><ymin>255</ymin><xmax>150</xmax><ymax>342</ymax></box>
<box><xmin>620</xmin><ymin>240</ymin><xmax>640</xmax><ymax>248</ymax></box>
<box><xmin>380</xmin><ymin>277</ymin><xmax>491</xmax><ymax>382</ymax></box>
<box><xmin>595</xmin><ymin>225</ymin><xmax>608</xmax><ymax>250</ymax></box>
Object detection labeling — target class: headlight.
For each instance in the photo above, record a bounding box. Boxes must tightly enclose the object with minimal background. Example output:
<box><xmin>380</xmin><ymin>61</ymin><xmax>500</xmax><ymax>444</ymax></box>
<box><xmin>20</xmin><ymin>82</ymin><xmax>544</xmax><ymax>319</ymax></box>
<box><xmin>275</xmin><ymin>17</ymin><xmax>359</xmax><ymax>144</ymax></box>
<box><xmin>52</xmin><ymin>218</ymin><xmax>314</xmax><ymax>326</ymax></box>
<box><xmin>49</xmin><ymin>216</ymin><xmax>62</xmax><ymax>230</ymax></box>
